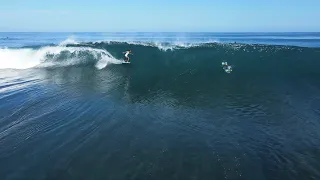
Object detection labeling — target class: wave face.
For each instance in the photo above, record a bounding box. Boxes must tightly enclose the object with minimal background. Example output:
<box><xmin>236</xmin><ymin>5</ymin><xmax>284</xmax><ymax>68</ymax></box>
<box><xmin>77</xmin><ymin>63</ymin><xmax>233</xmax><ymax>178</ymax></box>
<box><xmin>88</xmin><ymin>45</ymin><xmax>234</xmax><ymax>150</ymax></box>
<box><xmin>1</xmin><ymin>41</ymin><xmax>320</xmax><ymax>89</ymax></box>
<box><xmin>0</xmin><ymin>40</ymin><xmax>319</xmax><ymax>99</ymax></box>
<box><xmin>2</xmin><ymin>40</ymin><xmax>315</xmax><ymax>104</ymax></box>
<box><xmin>2</xmin><ymin>40</ymin><xmax>319</xmax><ymax>104</ymax></box>
<box><xmin>77</xmin><ymin>41</ymin><xmax>320</xmax><ymax>74</ymax></box>
<box><xmin>87</xmin><ymin>42</ymin><xmax>320</xmax><ymax>103</ymax></box>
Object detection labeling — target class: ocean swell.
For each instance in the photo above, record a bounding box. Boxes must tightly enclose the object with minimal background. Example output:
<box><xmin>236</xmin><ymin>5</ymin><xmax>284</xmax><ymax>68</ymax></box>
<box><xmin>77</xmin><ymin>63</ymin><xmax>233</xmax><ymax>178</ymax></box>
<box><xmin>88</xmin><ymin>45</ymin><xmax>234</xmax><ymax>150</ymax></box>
<box><xmin>0</xmin><ymin>40</ymin><xmax>319</xmax><ymax>78</ymax></box>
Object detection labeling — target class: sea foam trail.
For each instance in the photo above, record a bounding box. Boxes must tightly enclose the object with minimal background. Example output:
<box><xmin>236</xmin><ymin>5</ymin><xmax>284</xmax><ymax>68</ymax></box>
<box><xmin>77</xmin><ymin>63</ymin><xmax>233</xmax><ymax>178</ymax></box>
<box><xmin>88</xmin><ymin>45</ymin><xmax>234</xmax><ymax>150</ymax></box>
<box><xmin>0</xmin><ymin>46</ymin><xmax>122</xmax><ymax>70</ymax></box>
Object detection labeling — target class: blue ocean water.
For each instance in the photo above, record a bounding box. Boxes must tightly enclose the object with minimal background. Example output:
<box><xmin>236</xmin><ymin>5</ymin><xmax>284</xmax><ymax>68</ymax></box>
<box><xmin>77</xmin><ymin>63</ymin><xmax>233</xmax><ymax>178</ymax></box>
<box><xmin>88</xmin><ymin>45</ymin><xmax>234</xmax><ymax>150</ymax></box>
<box><xmin>1</xmin><ymin>32</ymin><xmax>320</xmax><ymax>48</ymax></box>
<box><xmin>0</xmin><ymin>32</ymin><xmax>320</xmax><ymax>180</ymax></box>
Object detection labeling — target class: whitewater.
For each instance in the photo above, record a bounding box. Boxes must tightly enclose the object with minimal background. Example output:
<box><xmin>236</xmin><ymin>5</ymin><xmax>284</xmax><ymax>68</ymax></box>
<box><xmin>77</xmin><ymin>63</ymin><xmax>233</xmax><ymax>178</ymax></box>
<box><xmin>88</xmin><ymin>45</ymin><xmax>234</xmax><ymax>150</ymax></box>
<box><xmin>0</xmin><ymin>43</ymin><xmax>123</xmax><ymax>70</ymax></box>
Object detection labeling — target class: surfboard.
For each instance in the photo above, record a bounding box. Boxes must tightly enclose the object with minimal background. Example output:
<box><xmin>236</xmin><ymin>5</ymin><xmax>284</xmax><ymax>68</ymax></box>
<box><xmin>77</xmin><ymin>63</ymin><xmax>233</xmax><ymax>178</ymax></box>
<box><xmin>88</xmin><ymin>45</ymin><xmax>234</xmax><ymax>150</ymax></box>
<box><xmin>122</xmin><ymin>61</ymin><xmax>131</xmax><ymax>64</ymax></box>
<box><xmin>223</xmin><ymin>66</ymin><xmax>232</xmax><ymax>73</ymax></box>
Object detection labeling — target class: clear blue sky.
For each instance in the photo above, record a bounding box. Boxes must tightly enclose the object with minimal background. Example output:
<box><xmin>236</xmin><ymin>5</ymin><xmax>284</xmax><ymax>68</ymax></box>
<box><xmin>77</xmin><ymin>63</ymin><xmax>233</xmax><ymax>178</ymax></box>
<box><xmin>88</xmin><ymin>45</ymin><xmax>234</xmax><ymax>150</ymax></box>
<box><xmin>0</xmin><ymin>0</ymin><xmax>319</xmax><ymax>32</ymax></box>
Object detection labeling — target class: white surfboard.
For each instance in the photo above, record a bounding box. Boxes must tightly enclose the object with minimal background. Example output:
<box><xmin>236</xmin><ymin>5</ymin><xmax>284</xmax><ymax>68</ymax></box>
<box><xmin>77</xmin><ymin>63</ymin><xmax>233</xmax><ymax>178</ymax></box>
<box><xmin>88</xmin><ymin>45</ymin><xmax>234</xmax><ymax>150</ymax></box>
<box><xmin>122</xmin><ymin>61</ymin><xmax>131</xmax><ymax>64</ymax></box>
<box><xmin>223</xmin><ymin>66</ymin><xmax>232</xmax><ymax>73</ymax></box>
<box><xmin>224</xmin><ymin>68</ymin><xmax>232</xmax><ymax>73</ymax></box>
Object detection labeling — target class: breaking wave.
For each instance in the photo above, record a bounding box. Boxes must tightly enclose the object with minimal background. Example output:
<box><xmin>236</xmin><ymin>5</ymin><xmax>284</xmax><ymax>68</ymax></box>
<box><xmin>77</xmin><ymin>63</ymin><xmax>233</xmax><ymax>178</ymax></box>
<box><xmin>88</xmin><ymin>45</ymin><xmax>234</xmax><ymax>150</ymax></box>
<box><xmin>0</xmin><ymin>45</ymin><xmax>122</xmax><ymax>70</ymax></box>
<box><xmin>0</xmin><ymin>39</ymin><xmax>320</xmax><ymax>80</ymax></box>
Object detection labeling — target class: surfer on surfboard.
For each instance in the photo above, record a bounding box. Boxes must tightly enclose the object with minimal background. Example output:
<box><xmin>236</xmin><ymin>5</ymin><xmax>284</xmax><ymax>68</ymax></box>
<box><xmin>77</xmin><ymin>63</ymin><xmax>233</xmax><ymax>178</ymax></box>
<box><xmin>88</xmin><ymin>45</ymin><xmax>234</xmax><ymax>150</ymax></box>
<box><xmin>123</xmin><ymin>50</ymin><xmax>133</xmax><ymax>62</ymax></box>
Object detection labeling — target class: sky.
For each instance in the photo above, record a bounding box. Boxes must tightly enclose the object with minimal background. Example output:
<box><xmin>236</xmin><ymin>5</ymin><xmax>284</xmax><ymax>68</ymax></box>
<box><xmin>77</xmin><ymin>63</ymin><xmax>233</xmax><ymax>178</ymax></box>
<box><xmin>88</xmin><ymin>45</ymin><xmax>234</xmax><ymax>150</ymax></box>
<box><xmin>0</xmin><ymin>0</ymin><xmax>319</xmax><ymax>32</ymax></box>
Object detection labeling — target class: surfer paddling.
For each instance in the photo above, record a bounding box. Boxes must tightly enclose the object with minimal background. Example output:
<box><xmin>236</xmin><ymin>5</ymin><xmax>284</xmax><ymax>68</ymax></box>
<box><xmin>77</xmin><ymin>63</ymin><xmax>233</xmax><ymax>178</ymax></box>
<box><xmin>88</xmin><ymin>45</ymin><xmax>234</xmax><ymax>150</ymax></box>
<box><xmin>123</xmin><ymin>50</ymin><xmax>133</xmax><ymax>62</ymax></box>
<box><xmin>222</xmin><ymin>62</ymin><xmax>232</xmax><ymax>73</ymax></box>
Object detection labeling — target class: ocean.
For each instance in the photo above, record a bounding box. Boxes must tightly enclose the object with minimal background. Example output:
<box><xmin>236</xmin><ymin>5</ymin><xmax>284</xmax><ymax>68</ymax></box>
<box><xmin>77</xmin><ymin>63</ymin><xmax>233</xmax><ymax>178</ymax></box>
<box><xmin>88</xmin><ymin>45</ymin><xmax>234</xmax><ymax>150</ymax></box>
<box><xmin>0</xmin><ymin>32</ymin><xmax>320</xmax><ymax>180</ymax></box>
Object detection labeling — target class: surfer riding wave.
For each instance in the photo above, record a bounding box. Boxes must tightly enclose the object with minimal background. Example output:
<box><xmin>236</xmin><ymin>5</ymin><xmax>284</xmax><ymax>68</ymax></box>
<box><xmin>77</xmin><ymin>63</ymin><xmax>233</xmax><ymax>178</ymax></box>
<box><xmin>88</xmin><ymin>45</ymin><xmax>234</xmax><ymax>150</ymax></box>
<box><xmin>123</xmin><ymin>50</ymin><xmax>133</xmax><ymax>62</ymax></box>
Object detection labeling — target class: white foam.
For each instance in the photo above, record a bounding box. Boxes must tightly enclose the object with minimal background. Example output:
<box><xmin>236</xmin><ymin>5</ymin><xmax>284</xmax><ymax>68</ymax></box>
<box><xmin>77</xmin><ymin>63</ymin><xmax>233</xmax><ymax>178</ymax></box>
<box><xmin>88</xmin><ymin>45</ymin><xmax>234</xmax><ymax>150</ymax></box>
<box><xmin>0</xmin><ymin>46</ymin><xmax>122</xmax><ymax>70</ymax></box>
<box><xmin>93</xmin><ymin>40</ymin><xmax>207</xmax><ymax>51</ymax></box>
<box><xmin>59</xmin><ymin>37</ymin><xmax>79</xmax><ymax>46</ymax></box>
<box><xmin>0</xmin><ymin>48</ymin><xmax>46</xmax><ymax>69</ymax></box>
